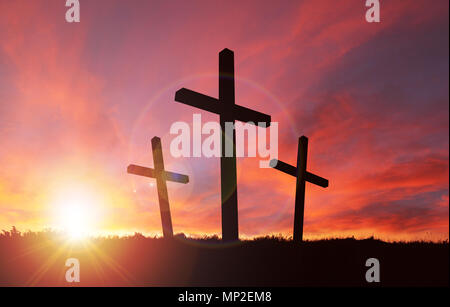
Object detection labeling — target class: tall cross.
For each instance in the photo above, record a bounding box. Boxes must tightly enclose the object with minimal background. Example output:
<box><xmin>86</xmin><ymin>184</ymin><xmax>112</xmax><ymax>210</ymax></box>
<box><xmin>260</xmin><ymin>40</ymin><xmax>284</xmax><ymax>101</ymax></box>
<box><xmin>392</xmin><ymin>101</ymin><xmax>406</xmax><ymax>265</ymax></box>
<box><xmin>174</xmin><ymin>48</ymin><xmax>271</xmax><ymax>241</ymax></box>
<box><xmin>270</xmin><ymin>136</ymin><xmax>328</xmax><ymax>243</ymax></box>
<box><xmin>127</xmin><ymin>136</ymin><xmax>189</xmax><ymax>238</ymax></box>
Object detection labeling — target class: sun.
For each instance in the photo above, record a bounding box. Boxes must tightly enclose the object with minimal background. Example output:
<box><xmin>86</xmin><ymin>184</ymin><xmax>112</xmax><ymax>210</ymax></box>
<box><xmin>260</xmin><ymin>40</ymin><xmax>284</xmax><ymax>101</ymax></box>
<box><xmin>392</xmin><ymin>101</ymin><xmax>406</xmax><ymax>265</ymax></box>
<box><xmin>52</xmin><ymin>185</ymin><xmax>101</xmax><ymax>240</ymax></box>
<box><xmin>60</xmin><ymin>200</ymin><xmax>90</xmax><ymax>240</ymax></box>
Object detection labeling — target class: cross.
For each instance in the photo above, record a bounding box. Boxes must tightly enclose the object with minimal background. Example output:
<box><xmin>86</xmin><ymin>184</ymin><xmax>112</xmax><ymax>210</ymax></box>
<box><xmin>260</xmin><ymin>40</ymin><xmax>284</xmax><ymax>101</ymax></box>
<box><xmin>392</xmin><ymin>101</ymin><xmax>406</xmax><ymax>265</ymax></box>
<box><xmin>127</xmin><ymin>136</ymin><xmax>189</xmax><ymax>238</ymax></box>
<box><xmin>270</xmin><ymin>136</ymin><xmax>328</xmax><ymax>243</ymax></box>
<box><xmin>174</xmin><ymin>48</ymin><xmax>271</xmax><ymax>241</ymax></box>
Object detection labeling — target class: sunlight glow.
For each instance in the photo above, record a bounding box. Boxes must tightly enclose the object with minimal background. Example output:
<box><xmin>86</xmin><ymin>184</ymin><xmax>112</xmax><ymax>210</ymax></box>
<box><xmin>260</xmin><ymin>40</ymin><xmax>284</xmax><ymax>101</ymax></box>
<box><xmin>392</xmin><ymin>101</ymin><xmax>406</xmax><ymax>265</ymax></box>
<box><xmin>52</xmin><ymin>185</ymin><xmax>102</xmax><ymax>240</ymax></box>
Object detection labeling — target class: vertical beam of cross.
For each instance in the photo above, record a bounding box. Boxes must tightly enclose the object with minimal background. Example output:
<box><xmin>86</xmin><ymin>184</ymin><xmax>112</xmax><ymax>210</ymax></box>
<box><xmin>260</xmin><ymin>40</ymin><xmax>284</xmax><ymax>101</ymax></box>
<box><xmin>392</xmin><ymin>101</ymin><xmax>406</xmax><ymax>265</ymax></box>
<box><xmin>219</xmin><ymin>49</ymin><xmax>238</xmax><ymax>241</ymax></box>
<box><xmin>294</xmin><ymin>136</ymin><xmax>308</xmax><ymax>242</ymax></box>
<box><xmin>151</xmin><ymin>137</ymin><xmax>173</xmax><ymax>238</ymax></box>
<box><xmin>174</xmin><ymin>49</ymin><xmax>271</xmax><ymax>241</ymax></box>
<box><xmin>127</xmin><ymin>136</ymin><xmax>189</xmax><ymax>238</ymax></box>
<box><xmin>270</xmin><ymin>136</ymin><xmax>328</xmax><ymax>243</ymax></box>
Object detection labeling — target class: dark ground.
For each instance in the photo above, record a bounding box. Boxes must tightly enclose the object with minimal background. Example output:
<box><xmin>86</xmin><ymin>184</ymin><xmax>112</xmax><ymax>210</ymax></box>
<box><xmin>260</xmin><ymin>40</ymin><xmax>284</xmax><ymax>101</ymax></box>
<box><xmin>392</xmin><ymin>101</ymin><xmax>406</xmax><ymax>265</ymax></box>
<box><xmin>0</xmin><ymin>229</ymin><xmax>448</xmax><ymax>286</ymax></box>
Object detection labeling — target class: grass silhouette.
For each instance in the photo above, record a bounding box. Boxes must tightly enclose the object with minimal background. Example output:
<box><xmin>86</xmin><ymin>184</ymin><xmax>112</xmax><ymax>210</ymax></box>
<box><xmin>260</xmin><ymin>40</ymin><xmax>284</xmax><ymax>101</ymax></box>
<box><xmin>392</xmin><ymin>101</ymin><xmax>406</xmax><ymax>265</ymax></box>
<box><xmin>0</xmin><ymin>227</ymin><xmax>448</xmax><ymax>286</ymax></box>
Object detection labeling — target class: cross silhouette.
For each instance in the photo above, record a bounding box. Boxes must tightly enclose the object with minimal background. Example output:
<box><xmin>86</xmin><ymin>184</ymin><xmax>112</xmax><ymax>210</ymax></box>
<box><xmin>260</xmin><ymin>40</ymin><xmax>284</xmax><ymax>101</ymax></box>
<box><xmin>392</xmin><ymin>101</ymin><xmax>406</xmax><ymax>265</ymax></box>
<box><xmin>270</xmin><ymin>136</ymin><xmax>328</xmax><ymax>242</ymax></box>
<box><xmin>127</xmin><ymin>136</ymin><xmax>189</xmax><ymax>238</ymax></box>
<box><xmin>174</xmin><ymin>48</ymin><xmax>271</xmax><ymax>241</ymax></box>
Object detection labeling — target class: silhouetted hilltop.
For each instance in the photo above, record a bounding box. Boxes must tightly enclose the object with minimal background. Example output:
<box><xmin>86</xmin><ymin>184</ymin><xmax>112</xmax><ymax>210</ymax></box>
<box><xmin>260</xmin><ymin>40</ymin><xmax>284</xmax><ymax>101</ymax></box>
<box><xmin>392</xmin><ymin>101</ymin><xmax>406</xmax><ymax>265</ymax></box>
<box><xmin>0</xmin><ymin>228</ymin><xmax>448</xmax><ymax>286</ymax></box>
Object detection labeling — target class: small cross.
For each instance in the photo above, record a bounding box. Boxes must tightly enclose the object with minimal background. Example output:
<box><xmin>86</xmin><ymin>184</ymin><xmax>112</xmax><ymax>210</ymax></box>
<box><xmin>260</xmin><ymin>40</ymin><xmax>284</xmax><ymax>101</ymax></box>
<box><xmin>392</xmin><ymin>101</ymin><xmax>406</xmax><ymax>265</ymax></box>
<box><xmin>270</xmin><ymin>136</ymin><xmax>328</xmax><ymax>242</ymax></box>
<box><xmin>127</xmin><ymin>136</ymin><xmax>189</xmax><ymax>238</ymax></box>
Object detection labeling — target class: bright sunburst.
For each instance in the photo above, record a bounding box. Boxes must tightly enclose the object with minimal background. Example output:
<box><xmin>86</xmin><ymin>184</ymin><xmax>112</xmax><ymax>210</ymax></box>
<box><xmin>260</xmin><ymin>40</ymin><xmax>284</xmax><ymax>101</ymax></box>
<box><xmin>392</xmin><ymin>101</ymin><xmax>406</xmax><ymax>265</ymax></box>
<box><xmin>51</xmin><ymin>185</ymin><xmax>101</xmax><ymax>240</ymax></box>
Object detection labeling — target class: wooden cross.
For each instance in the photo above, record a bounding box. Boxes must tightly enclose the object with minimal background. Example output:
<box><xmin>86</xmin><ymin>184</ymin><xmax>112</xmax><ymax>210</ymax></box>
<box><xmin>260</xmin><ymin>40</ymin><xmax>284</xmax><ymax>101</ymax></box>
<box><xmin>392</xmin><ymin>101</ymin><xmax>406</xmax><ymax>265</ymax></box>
<box><xmin>174</xmin><ymin>48</ymin><xmax>271</xmax><ymax>241</ymax></box>
<box><xmin>270</xmin><ymin>136</ymin><xmax>328</xmax><ymax>243</ymax></box>
<box><xmin>127</xmin><ymin>136</ymin><xmax>189</xmax><ymax>238</ymax></box>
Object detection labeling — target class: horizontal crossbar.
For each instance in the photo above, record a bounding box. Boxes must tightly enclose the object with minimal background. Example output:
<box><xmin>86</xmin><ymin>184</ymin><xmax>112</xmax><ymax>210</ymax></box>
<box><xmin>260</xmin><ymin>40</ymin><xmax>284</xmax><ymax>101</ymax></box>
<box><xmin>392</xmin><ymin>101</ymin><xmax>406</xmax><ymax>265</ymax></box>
<box><xmin>305</xmin><ymin>172</ymin><xmax>328</xmax><ymax>188</ymax></box>
<box><xmin>175</xmin><ymin>88</ymin><xmax>271</xmax><ymax>126</ymax></box>
<box><xmin>127</xmin><ymin>164</ymin><xmax>189</xmax><ymax>184</ymax></box>
<box><xmin>269</xmin><ymin>159</ymin><xmax>328</xmax><ymax>188</ymax></box>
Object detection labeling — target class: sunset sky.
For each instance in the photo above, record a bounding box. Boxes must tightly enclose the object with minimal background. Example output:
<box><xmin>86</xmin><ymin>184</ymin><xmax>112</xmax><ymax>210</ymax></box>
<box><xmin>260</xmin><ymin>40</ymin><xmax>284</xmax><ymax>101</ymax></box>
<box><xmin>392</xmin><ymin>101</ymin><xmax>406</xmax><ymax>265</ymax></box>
<box><xmin>0</xmin><ymin>0</ymin><xmax>448</xmax><ymax>241</ymax></box>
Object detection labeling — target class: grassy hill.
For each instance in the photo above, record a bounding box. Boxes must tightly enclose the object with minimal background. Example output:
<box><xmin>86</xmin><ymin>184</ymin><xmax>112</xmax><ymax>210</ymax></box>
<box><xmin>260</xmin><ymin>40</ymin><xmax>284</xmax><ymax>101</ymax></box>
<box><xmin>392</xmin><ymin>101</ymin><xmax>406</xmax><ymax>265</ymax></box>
<box><xmin>0</xmin><ymin>228</ymin><xmax>448</xmax><ymax>286</ymax></box>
